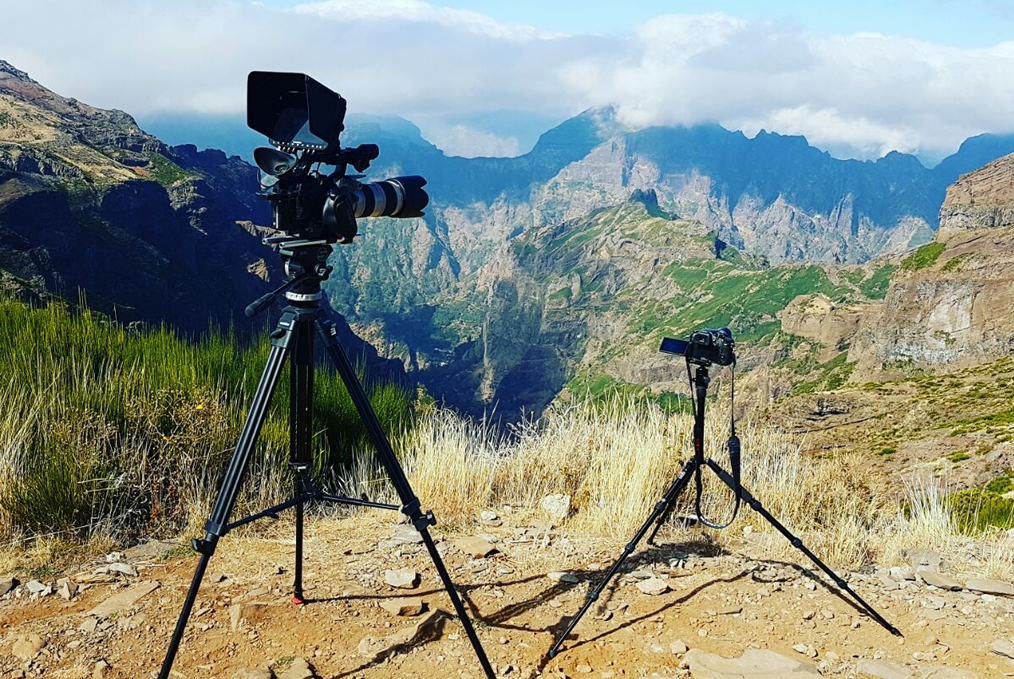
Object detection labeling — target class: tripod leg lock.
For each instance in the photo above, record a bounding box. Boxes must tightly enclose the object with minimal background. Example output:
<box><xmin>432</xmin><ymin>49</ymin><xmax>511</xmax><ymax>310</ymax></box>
<box><xmin>190</xmin><ymin>538</ymin><xmax>216</xmax><ymax>557</ymax></box>
<box><xmin>413</xmin><ymin>510</ymin><xmax>437</xmax><ymax>532</ymax></box>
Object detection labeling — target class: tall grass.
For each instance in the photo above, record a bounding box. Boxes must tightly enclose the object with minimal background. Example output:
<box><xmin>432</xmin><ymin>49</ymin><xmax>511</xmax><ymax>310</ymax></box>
<box><xmin>377</xmin><ymin>398</ymin><xmax>1011</xmax><ymax>575</ymax></box>
<box><xmin>0</xmin><ymin>298</ymin><xmax>410</xmax><ymax>542</ymax></box>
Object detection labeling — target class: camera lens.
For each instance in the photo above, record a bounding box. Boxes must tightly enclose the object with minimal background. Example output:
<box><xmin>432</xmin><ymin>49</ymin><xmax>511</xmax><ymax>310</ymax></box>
<box><xmin>352</xmin><ymin>175</ymin><xmax>429</xmax><ymax>219</ymax></box>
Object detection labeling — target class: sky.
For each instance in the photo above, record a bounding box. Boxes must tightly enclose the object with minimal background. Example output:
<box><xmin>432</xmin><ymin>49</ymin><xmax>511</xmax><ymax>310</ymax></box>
<box><xmin>2</xmin><ymin>0</ymin><xmax>1014</xmax><ymax>161</ymax></box>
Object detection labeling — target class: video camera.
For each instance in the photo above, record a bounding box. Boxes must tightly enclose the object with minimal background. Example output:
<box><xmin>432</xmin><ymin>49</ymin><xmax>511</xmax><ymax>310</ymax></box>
<box><xmin>247</xmin><ymin>71</ymin><xmax>428</xmax><ymax>244</ymax></box>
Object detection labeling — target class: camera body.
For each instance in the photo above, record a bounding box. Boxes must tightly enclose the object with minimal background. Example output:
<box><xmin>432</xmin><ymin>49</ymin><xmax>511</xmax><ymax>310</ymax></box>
<box><xmin>659</xmin><ymin>327</ymin><xmax>736</xmax><ymax>366</ymax></box>
<box><xmin>247</xmin><ymin>71</ymin><xmax>428</xmax><ymax>244</ymax></box>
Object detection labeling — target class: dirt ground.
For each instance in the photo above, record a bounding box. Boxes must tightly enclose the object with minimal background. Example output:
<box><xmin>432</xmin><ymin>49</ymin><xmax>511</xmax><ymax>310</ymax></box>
<box><xmin>1</xmin><ymin>511</ymin><xmax>1012</xmax><ymax>679</ymax></box>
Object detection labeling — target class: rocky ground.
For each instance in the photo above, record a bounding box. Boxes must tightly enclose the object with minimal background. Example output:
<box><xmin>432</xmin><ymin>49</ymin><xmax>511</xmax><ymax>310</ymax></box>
<box><xmin>1</xmin><ymin>512</ymin><xmax>1013</xmax><ymax>679</ymax></box>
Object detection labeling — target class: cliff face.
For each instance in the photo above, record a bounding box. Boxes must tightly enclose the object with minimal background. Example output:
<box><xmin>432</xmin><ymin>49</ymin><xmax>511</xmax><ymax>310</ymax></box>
<box><xmin>849</xmin><ymin>154</ymin><xmax>1014</xmax><ymax>370</ymax></box>
<box><xmin>0</xmin><ymin>60</ymin><xmax>275</xmax><ymax>332</ymax></box>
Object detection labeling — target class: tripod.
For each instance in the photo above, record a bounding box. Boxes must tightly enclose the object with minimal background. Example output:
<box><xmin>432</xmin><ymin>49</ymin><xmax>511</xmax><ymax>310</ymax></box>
<box><xmin>158</xmin><ymin>243</ymin><xmax>496</xmax><ymax>679</ymax></box>
<box><xmin>548</xmin><ymin>361</ymin><xmax>901</xmax><ymax>658</ymax></box>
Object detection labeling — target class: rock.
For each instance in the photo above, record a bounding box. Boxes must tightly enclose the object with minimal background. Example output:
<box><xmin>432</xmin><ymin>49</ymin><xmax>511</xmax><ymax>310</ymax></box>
<box><xmin>359</xmin><ymin>610</ymin><xmax>448</xmax><ymax>660</ymax></box>
<box><xmin>906</xmin><ymin>549</ymin><xmax>944</xmax><ymax>571</ymax></box>
<box><xmin>921</xmin><ymin>668</ymin><xmax>979</xmax><ymax>679</ymax></box>
<box><xmin>686</xmin><ymin>648</ymin><xmax>821</xmax><ymax>678</ymax></box>
<box><xmin>576</xmin><ymin>664</ymin><xmax>593</xmax><ymax>673</ymax></box>
<box><xmin>990</xmin><ymin>638</ymin><xmax>1014</xmax><ymax>660</ymax></box>
<box><xmin>480</xmin><ymin>510</ymin><xmax>499</xmax><ymax>523</ymax></box>
<box><xmin>540</xmin><ymin>494</ymin><xmax>571</xmax><ymax>521</ymax></box>
<box><xmin>277</xmin><ymin>658</ymin><xmax>315</xmax><ymax>679</ymax></box>
<box><xmin>232</xmin><ymin>670</ymin><xmax>272</xmax><ymax>679</ymax></box>
<box><xmin>107</xmin><ymin>562</ymin><xmax>138</xmax><ymax>577</ymax></box>
<box><xmin>85</xmin><ymin>581</ymin><xmax>159</xmax><ymax>619</ymax></box>
<box><xmin>855</xmin><ymin>658</ymin><xmax>911</xmax><ymax>679</ymax></box>
<box><xmin>79</xmin><ymin>616</ymin><xmax>98</xmax><ymax>633</ymax></box>
<box><xmin>11</xmin><ymin>634</ymin><xmax>45</xmax><ymax>661</ymax></box>
<box><xmin>629</xmin><ymin>569</ymin><xmax>655</xmax><ymax>580</ymax></box>
<box><xmin>384</xmin><ymin>569</ymin><xmax>420</xmax><ymax>589</ymax></box>
<box><xmin>229</xmin><ymin>602</ymin><xmax>270</xmax><ymax>632</ymax></box>
<box><xmin>26</xmin><ymin>579</ymin><xmax>51</xmax><ymax>596</ymax></box>
<box><xmin>455</xmin><ymin>536</ymin><xmax>496</xmax><ymax>558</ymax></box>
<box><xmin>378</xmin><ymin>598</ymin><xmax>426</xmax><ymax>616</ymax></box>
<box><xmin>636</xmin><ymin>578</ymin><xmax>670</xmax><ymax>596</ymax></box>
<box><xmin>547</xmin><ymin>571</ymin><xmax>579</xmax><ymax>584</ymax></box>
<box><xmin>57</xmin><ymin>577</ymin><xmax>78</xmax><ymax>600</ymax></box>
<box><xmin>921</xmin><ymin>596</ymin><xmax>947</xmax><ymax>610</ymax></box>
<box><xmin>0</xmin><ymin>576</ymin><xmax>17</xmax><ymax>596</ymax></box>
<box><xmin>918</xmin><ymin>570</ymin><xmax>962</xmax><ymax>590</ymax></box>
<box><xmin>92</xmin><ymin>660</ymin><xmax>110</xmax><ymax>678</ymax></box>
<box><xmin>382</xmin><ymin>524</ymin><xmax>424</xmax><ymax>547</ymax></box>
<box><xmin>890</xmin><ymin>567</ymin><xmax>916</xmax><ymax>581</ymax></box>
<box><xmin>966</xmin><ymin>577</ymin><xmax>1014</xmax><ymax>596</ymax></box>
<box><xmin>671</xmin><ymin>639</ymin><xmax>689</xmax><ymax>654</ymax></box>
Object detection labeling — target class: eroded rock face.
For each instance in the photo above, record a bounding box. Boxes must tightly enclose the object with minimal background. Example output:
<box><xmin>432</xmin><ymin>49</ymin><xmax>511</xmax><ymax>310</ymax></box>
<box><xmin>849</xmin><ymin>157</ymin><xmax>1014</xmax><ymax>371</ymax></box>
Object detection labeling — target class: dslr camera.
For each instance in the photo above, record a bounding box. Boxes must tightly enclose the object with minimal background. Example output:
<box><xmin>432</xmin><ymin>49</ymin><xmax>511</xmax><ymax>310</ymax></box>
<box><xmin>660</xmin><ymin>327</ymin><xmax>736</xmax><ymax>366</ymax></box>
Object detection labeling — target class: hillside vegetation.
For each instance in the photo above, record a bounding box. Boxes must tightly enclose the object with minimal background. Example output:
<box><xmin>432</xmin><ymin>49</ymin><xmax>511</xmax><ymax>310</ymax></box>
<box><xmin>0</xmin><ymin>297</ymin><xmax>409</xmax><ymax>542</ymax></box>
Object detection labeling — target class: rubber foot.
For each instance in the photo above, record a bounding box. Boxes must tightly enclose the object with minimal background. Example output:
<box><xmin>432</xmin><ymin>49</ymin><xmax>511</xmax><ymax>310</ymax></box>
<box><xmin>292</xmin><ymin>595</ymin><xmax>305</xmax><ymax>605</ymax></box>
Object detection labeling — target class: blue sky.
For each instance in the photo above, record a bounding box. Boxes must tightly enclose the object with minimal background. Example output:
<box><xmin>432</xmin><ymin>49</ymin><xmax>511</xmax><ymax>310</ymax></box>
<box><xmin>2</xmin><ymin>0</ymin><xmax>1013</xmax><ymax>161</ymax></box>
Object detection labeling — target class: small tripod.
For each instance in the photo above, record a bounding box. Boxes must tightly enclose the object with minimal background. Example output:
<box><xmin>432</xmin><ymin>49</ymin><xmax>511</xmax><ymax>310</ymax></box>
<box><xmin>158</xmin><ymin>242</ymin><xmax>496</xmax><ymax>679</ymax></box>
<box><xmin>548</xmin><ymin>359</ymin><xmax>901</xmax><ymax>658</ymax></box>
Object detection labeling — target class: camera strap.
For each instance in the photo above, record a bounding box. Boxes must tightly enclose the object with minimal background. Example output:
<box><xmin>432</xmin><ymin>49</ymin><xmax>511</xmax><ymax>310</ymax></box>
<box><xmin>691</xmin><ymin>358</ymin><xmax>742</xmax><ymax>530</ymax></box>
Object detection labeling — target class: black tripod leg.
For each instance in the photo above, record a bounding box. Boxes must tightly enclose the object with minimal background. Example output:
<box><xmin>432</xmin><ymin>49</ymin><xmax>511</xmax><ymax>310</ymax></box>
<box><xmin>315</xmin><ymin>319</ymin><xmax>497</xmax><ymax>679</ymax></box>
<box><xmin>158</xmin><ymin>330</ymin><xmax>291</xmax><ymax>679</ymax></box>
<box><xmin>548</xmin><ymin>458</ymin><xmax>698</xmax><ymax>659</ymax></box>
<box><xmin>290</xmin><ymin>319</ymin><xmax>315</xmax><ymax>605</ymax></box>
<box><xmin>704</xmin><ymin>459</ymin><xmax>902</xmax><ymax>636</ymax></box>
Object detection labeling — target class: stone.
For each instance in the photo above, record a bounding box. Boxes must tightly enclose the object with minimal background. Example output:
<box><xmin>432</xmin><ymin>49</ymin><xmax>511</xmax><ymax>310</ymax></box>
<box><xmin>79</xmin><ymin>616</ymin><xmax>99</xmax><ymax>633</ymax></box>
<box><xmin>547</xmin><ymin>571</ymin><xmax>579</xmax><ymax>584</ymax></box>
<box><xmin>576</xmin><ymin>664</ymin><xmax>593</xmax><ymax>673</ymax></box>
<box><xmin>671</xmin><ymin>639</ymin><xmax>689</xmax><ymax>654</ymax></box>
<box><xmin>232</xmin><ymin>670</ymin><xmax>272</xmax><ymax>679</ymax></box>
<box><xmin>378</xmin><ymin>598</ymin><xmax>425</xmax><ymax>616</ymax></box>
<box><xmin>636</xmin><ymin>578</ymin><xmax>670</xmax><ymax>596</ymax></box>
<box><xmin>966</xmin><ymin>578</ymin><xmax>1014</xmax><ymax>596</ymax></box>
<box><xmin>906</xmin><ymin>549</ymin><xmax>944</xmax><ymax>571</ymax></box>
<box><xmin>921</xmin><ymin>668</ymin><xmax>979</xmax><ymax>679</ymax></box>
<box><xmin>0</xmin><ymin>576</ymin><xmax>17</xmax><ymax>596</ymax></box>
<box><xmin>277</xmin><ymin>658</ymin><xmax>315</xmax><ymax>679</ymax></box>
<box><xmin>382</xmin><ymin>524</ymin><xmax>424</xmax><ymax>547</ymax></box>
<box><xmin>685</xmin><ymin>648</ymin><xmax>821</xmax><ymax>678</ymax></box>
<box><xmin>107</xmin><ymin>562</ymin><xmax>137</xmax><ymax>577</ymax></box>
<box><xmin>480</xmin><ymin>510</ymin><xmax>499</xmax><ymax>522</ymax></box>
<box><xmin>918</xmin><ymin>570</ymin><xmax>962</xmax><ymax>591</ymax></box>
<box><xmin>921</xmin><ymin>596</ymin><xmax>947</xmax><ymax>610</ymax></box>
<box><xmin>358</xmin><ymin>610</ymin><xmax>447</xmax><ymax>660</ymax></box>
<box><xmin>384</xmin><ymin>569</ymin><xmax>419</xmax><ymax>589</ymax></box>
<box><xmin>11</xmin><ymin>634</ymin><xmax>45</xmax><ymax>661</ymax></box>
<box><xmin>57</xmin><ymin>577</ymin><xmax>78</xmax><ymax>600</ymax></box>
<box><xmin>229</xmin><ymin>602</ymin><xmax>270</xmax><ymax>632</ymax></box>
<box><xmin>92</xmin><ymin>660</ymin><xmax>110</xmax><ymax>678</ymax></box>
<box><xmin>86</xmin><ymin>581</ymin><xmax>159</xmax><ymax>619</ymax></box>
<box><xmin>990</xmin><ymin>638</ymin><xmax>1014</xmax><ymax>660</ymax></box>
<box><xmin>26</xmin><ymin>580</ymin><xmax>50</xmax><ymax>596</ymax></box>
<box><xmin>890</xmin><ymin>567</ymin><xmax>916</xmax><ymax>581</ymax></box>
<box><xmin>855</xmin><ymin>658</ymin><xmax>911</xmax><ymax>679</ymax></box>
<box><xmin>540</xmin><ymin>494</ymin><xmax>571</xmax><ymax>520</ymax></box>
<box><xmin>455</xmin><ymin>536</ymin><xmax>496</xmax><ymax>558</ymax></box>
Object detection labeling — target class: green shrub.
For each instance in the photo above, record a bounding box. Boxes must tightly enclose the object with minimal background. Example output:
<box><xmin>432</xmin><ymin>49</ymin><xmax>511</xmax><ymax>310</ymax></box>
<box><xmin>901</xmin><ymin>242</ymin><xmax>946</xmax><ymax>271</ymax></box>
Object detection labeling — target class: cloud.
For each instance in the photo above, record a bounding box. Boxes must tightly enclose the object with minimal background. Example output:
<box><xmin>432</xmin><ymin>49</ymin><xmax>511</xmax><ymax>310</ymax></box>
<box><xmin>1</xmin><ymin>0</ymin><xmax>1013</xmax><ymax>160</ymax></box>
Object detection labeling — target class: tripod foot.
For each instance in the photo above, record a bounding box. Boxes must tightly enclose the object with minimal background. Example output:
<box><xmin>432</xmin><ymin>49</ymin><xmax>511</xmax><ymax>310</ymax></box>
<box><xmin>292</xmin><ymin>594</ymin><xmax>305</xmax><ymax>605</ymax></box>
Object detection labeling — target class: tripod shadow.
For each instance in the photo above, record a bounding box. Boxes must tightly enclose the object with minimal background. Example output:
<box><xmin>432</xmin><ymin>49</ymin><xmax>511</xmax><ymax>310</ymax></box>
<box><xmin>750</xmin><ymin>557</ymin><xmax>888</xmax><ymax>621</ymax></box>
<box><xmin>328</xmin><ymin>610</ymin><xmax>449</xmax><ymax>678</ymax></box>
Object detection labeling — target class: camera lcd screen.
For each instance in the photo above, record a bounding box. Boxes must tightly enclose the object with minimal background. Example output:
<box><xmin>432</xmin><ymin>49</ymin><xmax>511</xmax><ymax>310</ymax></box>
<box><xmin>659</xmin><ymin>337</ymin><xmax>689</xmax><ymax>356</ymax></box>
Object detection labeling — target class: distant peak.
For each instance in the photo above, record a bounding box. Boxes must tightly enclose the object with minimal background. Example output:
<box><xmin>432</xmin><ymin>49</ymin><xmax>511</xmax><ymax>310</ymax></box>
<box><xmin>0</xmin><ymin>60</ymin><xmax>33</xmax><ymax>82</ymax></box>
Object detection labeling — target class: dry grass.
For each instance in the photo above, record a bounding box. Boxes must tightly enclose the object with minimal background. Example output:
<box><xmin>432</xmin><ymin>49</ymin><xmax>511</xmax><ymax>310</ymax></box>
<box><xmin>339</xmin><ymin>396</ymin><xmax>1013</xmax><ymax>577</ymax></box>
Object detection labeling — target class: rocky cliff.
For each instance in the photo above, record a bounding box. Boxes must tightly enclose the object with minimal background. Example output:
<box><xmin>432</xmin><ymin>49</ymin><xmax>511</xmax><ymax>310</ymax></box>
<box><xmin>847</xmin><ymin>154</ymin><xmax>1014</xmax><ymax>370</ymax></box>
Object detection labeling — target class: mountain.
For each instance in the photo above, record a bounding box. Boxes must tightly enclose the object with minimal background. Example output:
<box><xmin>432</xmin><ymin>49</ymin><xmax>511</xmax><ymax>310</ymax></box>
<box><xmin>323</xmin><ymin>111</ymin><xmax>1014</xmax><ymax>415</ymax></box>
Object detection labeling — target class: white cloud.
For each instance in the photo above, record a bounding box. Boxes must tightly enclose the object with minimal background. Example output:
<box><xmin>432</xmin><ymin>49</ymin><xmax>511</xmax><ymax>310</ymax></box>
<box><xmin>425</xmin><ymin>124</ymin><xmax>521</xmax><ymax>157</ymax></box>
<box><xmin>1</xmin><ymin>1</ymin><xmax>1013</xmax><ymax>160</ymax></box>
